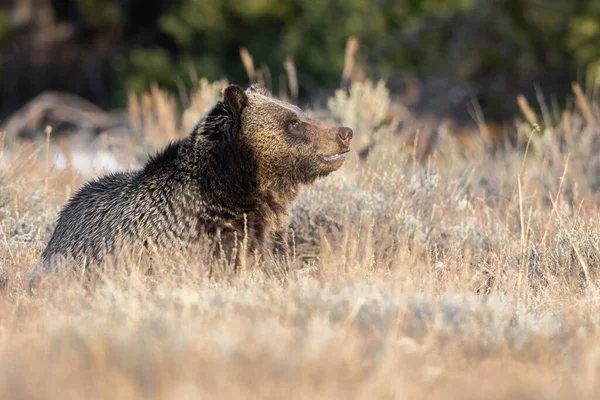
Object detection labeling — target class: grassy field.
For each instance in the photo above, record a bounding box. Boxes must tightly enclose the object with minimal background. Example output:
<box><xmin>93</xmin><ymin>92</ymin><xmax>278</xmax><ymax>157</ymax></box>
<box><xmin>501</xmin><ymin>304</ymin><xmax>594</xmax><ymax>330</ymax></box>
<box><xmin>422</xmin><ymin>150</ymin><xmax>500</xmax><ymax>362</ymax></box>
<box><xmin>2</xmin><ymin>79</ymin><xmax>600</xmax><ymax>399</ymax></box>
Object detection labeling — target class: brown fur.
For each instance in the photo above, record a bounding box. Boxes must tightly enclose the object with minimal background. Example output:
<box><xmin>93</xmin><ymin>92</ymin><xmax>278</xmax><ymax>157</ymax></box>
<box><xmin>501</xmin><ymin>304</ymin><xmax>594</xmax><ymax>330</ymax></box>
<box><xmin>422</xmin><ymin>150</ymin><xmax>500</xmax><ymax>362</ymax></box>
<box><xmin>30</xmin><ymin>84</ymin><xmax>353</xmax><ymax>284</ymax></box>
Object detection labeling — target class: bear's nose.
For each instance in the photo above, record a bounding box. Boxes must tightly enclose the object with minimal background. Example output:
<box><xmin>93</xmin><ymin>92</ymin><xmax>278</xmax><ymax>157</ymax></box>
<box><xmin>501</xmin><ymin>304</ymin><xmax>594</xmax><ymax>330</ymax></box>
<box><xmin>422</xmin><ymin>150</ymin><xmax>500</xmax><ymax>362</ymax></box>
<box><xmin>337</xmin><ymin>127</ymin><xmax>353</xmax><ymax>147</ymax></box>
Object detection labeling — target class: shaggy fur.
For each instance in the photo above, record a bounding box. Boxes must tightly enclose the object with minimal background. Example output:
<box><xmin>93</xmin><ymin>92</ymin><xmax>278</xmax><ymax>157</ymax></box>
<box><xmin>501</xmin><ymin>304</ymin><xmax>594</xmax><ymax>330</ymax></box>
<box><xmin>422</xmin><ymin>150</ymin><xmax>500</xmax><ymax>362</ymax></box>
<box><xmin>30</xmin><ymin>84</ymin><xmax>353</xmax><ymax>283</ymax></box>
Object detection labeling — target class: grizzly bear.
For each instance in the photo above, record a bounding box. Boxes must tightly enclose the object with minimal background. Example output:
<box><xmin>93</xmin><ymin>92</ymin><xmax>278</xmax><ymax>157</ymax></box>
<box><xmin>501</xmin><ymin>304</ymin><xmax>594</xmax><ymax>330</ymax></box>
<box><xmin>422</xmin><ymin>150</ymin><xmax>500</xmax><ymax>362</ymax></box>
<box><xmin>28</xmin><ymin>84</ymin><xmax>353</xmax><ymax>284</ymax></box>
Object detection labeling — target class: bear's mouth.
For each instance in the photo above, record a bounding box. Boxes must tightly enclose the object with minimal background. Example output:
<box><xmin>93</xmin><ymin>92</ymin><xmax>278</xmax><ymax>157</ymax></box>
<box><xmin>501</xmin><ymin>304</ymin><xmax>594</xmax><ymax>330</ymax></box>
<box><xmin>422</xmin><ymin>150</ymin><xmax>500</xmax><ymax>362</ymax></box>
<box><xmin>320</xmin><ymin>150</ymin><xmax>349</xmax><ymax>163</ymax></box>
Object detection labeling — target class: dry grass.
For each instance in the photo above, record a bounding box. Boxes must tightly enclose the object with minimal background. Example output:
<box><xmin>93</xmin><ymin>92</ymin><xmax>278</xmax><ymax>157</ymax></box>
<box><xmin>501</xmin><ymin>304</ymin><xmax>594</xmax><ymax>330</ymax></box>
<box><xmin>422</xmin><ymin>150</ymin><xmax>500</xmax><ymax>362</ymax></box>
<box><xmin>2</xmin><ymin>78</ymin><xmax>600</xmax><ymax>399</ymax></box>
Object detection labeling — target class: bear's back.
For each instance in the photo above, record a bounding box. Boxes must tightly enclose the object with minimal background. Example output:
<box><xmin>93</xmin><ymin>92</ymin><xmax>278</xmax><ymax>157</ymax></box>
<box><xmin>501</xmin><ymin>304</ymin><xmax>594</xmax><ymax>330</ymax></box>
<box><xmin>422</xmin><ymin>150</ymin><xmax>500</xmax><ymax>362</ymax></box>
<box><xmin>41</xmin><ymin>171</ymin><xmax>140</xmax><ymax>269</ymax></box>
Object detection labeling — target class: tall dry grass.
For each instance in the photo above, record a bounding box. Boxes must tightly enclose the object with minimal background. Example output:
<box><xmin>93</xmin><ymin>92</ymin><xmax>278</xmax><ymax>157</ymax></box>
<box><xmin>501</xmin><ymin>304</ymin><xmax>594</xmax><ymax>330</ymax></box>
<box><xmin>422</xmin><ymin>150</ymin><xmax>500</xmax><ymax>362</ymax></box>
<box><xmin>1</xmin><ymin>76</ymin><xmax>600</xmax><ymax>399</ymax></box>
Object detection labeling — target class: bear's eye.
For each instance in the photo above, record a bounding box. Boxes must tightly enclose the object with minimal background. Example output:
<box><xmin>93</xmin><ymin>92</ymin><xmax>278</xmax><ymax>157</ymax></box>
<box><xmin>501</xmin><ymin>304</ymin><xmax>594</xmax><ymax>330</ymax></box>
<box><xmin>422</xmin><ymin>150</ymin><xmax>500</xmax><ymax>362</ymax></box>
<box><xmin>289</xmin><ymin>119</ymin><xmax>301</xmax><ymax>130</ymax></box>
<box><xmin>287</xmin><ymin>118</ymin><xmax>307</xmax><ymax>140</ymax></box>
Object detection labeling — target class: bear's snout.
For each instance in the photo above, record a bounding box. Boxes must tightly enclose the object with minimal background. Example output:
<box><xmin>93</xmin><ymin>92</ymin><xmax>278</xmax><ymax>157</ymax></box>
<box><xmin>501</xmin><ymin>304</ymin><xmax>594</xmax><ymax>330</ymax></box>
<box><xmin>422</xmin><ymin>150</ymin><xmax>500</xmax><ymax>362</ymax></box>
<box><xmin>337</xmin><ymin>127</ymin><xmax>353</xmax><ymax>148</ymax></box>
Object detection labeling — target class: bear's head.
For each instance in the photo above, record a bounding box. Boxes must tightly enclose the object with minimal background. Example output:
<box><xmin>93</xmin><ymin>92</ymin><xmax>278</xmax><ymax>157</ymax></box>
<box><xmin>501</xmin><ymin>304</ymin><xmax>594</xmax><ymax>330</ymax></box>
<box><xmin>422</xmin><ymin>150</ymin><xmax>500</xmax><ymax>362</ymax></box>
<box><xmin>199</xmin><ymin>84</ymin><xmax>353</xmax><ymax>190</ymax></box>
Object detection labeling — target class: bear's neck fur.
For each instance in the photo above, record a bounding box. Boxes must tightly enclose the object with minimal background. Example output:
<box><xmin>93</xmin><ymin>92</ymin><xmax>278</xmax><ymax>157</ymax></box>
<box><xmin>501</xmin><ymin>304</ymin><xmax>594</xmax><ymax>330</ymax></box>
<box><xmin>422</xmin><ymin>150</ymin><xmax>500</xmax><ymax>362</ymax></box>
<box><xmin>142</xmin><ymin>132</ymin><xmax>300</xmax><ymax>234</ymax></box>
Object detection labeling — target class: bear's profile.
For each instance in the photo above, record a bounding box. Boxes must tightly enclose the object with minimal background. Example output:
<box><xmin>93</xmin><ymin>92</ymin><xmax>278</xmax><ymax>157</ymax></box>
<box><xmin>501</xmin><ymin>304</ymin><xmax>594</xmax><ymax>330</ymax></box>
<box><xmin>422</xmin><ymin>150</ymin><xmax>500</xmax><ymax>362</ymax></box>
<box><xmin>30</xmin><ymin>84</ymin><xmax>353</xmax><ymax>281</ymax></box>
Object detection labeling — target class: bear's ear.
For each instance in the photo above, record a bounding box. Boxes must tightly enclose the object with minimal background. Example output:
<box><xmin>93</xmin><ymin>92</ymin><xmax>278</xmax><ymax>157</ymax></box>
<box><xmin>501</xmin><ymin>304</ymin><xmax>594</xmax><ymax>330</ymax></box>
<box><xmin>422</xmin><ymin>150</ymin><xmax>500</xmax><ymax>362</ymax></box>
<box><xmin>192</xmin><ymin>85</ymin><xmax>247</xmax><ymax>143</ymax></box>
<box><xmin>246</xmin><ymin>83</ymin><xmax>272</xmax><ymax>97</ymax></box>
<box><xmin>222</xmin><ymin>85</ymin><xmax>248</xmax><ymax>117</ymax></box>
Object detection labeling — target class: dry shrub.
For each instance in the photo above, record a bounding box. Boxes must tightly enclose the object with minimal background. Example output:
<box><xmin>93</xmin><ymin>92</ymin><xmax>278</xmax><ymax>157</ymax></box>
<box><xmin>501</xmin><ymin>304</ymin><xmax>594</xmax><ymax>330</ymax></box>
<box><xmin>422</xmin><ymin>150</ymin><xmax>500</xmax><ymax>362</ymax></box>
<box><xmin>327</xmin><ymin>80</ymin><xmax>392</xmax><ymax>153</ymax></box>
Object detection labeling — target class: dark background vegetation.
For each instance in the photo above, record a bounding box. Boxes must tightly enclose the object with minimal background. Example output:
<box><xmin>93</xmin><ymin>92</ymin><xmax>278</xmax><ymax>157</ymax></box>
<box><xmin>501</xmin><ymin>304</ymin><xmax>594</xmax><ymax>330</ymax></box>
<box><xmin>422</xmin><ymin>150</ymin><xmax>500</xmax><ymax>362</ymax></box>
<box><xmin>0</xmin><ymin>0</ymin><xmax>599</xmax><ymax>121</ymax></box>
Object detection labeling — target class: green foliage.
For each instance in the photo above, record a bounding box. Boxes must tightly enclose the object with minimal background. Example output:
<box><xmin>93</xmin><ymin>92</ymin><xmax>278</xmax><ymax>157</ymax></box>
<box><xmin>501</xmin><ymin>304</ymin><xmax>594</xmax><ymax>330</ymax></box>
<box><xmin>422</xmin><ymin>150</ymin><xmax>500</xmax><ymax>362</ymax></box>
<box><xmin>116</xmin><ymin>48</ymin><xmax>174</xmax><ymax>96</ymax></box>
<box><xmin>78</xmin><ymin>0</ymin><xmax>123</xmax><ymax>28</ymax></box>
<box><xmin>0</xmin><ymin>11</ymin><xmax>10</xmax><ymax>41</ymax></box>
<box><xmin>567</xmin><ymin>2</ymin><xmax>600</xmax><ymax>86</ymax></box>
<box><xmin>111</xmin><ymin>0</ymin><xmax>600</xmax><ymax>102</ymax></box>
<box><xmin>115</xmin><ymin>0</ymin><xmax>477</xmax><ymax>97</ymax></box>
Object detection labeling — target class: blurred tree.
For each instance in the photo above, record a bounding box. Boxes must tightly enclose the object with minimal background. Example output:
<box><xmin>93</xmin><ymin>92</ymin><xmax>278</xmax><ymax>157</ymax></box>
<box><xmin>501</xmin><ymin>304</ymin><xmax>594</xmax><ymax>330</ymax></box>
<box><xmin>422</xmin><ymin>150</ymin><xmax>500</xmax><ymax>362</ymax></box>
<box><xmin>118</xmin><ymin>0</ymin><xmax>479</xmax><ymax>97</ymax></box>
<box><xmin>0</xmin><ymin>0</ymin><xmax>597</xmax><ymax>118</ymax></box>
<box><xmin>567</xmin><ymin>1</ymin><xmax>600</xmax><ymax>87</ymax></box>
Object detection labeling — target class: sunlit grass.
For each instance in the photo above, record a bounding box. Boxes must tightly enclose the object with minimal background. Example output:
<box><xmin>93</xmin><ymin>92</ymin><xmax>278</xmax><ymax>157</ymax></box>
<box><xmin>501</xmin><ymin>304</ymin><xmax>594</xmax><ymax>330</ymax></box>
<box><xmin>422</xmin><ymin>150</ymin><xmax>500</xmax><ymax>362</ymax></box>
<box><xmin>1</xmin><ymin>78</ymin><xmax>600</xmax><ymax>399</ymax></box>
